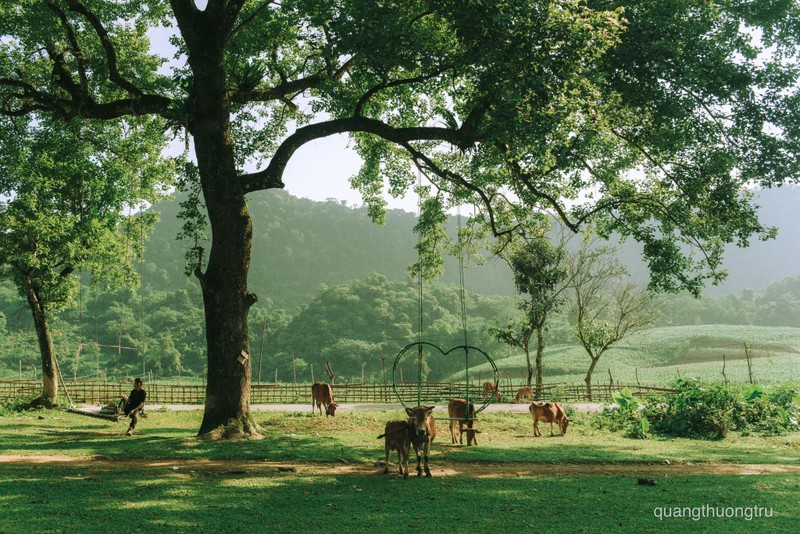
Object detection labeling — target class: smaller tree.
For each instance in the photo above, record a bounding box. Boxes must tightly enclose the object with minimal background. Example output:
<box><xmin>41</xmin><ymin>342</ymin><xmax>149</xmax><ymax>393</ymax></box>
<box><xmin>491</xmin><ymin>235</ymin><xmax>569</xmax><ymax>396</ymax></box>
<box><xmin>566</xmin><ymin>246</ymin><xmax>656</xmax><ymax>401</ymax></box>
<box><xmin>0</xmin><ymin>117</ymin><xmax>169</xmax><ymax>406</ymax></box>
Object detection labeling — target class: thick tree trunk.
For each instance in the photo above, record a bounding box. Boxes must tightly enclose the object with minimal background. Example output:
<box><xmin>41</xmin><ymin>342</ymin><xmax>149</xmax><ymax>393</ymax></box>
<box><xmin>534</xmin><ymin>327</ymin><xmax>544</xmax><ymax>399</ymax></box>
<box><xmin>584</xmin><ymin>356</ymin><xmax>600</xmax><ymax>402</ymax></box>
<box><xmin>23</xmin><ymin>277</ymin><xmax>58</xmax><ymax>407</ymax></box>
<box><xmin>184</xmin><ymin>21</ymin><xmax>259</xmax><ymax>438</ymax></box>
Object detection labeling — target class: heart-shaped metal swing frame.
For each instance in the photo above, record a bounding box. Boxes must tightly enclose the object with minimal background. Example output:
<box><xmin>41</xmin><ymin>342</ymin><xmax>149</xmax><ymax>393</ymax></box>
<box><xmin>391</xmin><ymin>341</ymin><xmax>499</xmax><ymax>416</ymax></box>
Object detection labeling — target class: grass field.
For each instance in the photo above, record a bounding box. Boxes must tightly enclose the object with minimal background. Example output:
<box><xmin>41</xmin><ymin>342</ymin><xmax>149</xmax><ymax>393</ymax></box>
<box><xmin>1</xmin><ymin>408</ymin><xmax>799</xmax><ymax>533</ymax></box>
<box><xmin>453</xmin><ymin>325</ymin><xmax>800</xmax><ymax>386</ymax></box>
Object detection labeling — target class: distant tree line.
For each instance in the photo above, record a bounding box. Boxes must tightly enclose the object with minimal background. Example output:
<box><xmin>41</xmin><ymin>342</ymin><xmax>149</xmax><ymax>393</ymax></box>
<box><xmin>1</xmin><ymin>271</ymin><xmax>798</xmax><ymax>382</ymax></box>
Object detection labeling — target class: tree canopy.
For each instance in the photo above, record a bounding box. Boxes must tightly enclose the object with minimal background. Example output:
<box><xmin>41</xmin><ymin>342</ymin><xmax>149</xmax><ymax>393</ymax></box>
<box><xmin>2</xmin><ymin>0</ymin><xmax>798</xmax><ymax>435</ymax></box>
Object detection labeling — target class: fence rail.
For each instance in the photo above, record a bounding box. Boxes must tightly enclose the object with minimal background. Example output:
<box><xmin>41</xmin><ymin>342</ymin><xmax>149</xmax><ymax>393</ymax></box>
<box><xmin>0</xmin><ymin>379</ymin><xmax>675</xmax><ymax>405</ymax></box>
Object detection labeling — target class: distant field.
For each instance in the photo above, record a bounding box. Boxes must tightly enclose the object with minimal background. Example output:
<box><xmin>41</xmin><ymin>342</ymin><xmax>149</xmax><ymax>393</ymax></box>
<box><xmin>450</xmin><ymin>325</ymin><xmax>800</xmax><ymax>386</ymax></box>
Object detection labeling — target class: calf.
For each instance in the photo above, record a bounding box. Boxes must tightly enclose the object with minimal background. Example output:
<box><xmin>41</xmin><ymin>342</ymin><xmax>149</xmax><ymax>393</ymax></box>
<box><xmin>529</xmin><ymin>401</ymin><xmax>569</xmax><ymax>436</ymax></box>
<box><xmin>311</xmin><ymin>381</ymin><xmax>338</xmax><ymax>416</ymax></box>
<box><xmin>514</xmin><ymin>387</ymin><xmax>533</xmax><ymax>403</ymax></box>
<box><xmin>447</xmin><ymin>398</ymin><xmax>479</xmax><ymax>446</ymax></box>
<box><xmin>377</xmin><ymin>420</ymin><xmax>412</xmax><ymax>478</ymax></box>
<box><xmin>406</xmin><ymin>405</ymin><xmax>437</xmax><ymax>477</ymax></box>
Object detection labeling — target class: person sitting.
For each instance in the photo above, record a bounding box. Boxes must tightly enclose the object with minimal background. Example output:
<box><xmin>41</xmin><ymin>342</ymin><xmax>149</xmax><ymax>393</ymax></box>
<box><xmin>120</xmin><ymin>378</ymin><xmax>146</xmax><ymax>436</ymax></box>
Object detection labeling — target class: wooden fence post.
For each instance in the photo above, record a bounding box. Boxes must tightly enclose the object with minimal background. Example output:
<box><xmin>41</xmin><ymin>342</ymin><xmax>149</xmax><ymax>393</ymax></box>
<box><xmin>258</xmin><ymin>318</ymin><xmax>267</xmax><ymax>385</ymax></box>
<box><xmin>744</xmin><ymin>343</ymin><xmax>754</xmax><ymax>384</ymax></box>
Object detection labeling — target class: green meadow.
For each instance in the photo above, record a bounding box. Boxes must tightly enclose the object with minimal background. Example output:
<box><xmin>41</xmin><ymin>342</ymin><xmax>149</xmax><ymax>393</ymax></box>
<box><xmin>1</xmin><ymin>408</ymin><xmax>799</xmax><ymax>533</ymax></box>
<box><xmin>454</xmin><ymin>325</ymin><xmax>800</xmax><ymax>386</ymax></box>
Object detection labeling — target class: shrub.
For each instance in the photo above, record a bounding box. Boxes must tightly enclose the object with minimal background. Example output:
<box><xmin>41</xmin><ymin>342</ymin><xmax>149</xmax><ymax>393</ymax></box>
<box><xmin>0</xmin><ymin>394</ymin><xmax>37</xmax><ymax>416</ymax></box>
<box><xmin>643</xmin><ymin>379</ymin><xmax>737</xmax><ymax>439</ymax></box>
<box><xmin>642</xmin><ymin>380</ymin><xmax>800</xmax><ymax>439</ymax></box>
<box><xmin>733</xmin><ymin>385</ymin><xmax>800</xmax><ymax>436</ymax></box>
<box><xmin>594</xmin><ymin>388</ymin><xmax>651</xmax><ymax>439</ymax></box>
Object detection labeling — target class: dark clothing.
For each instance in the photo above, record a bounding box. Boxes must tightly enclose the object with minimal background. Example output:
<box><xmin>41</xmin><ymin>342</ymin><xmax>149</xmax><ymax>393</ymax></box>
<box><xmin>124</xmin><ymin>388</ymin><xmax>145</xmax><ymax>431</ymax></box>
<box><xmin>124</xmin><ymin>389</ymin><xmax>146</xmax><ymax>416</ymax></box>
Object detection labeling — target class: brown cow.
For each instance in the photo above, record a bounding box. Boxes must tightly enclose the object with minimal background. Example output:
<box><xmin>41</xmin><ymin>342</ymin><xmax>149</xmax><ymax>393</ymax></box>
<box><xmin>447</xmin><ymin>398</ymin><xmax>479</xmax><ymax>446</ymax></box>
<box><xmin>481</xmin><ymin>381</ymin><xmax>495</xmax><ymax>400</ymax></box>
<box><xmin>377</xmin><ymin>420</ymin><xmax>412</xmax><ymax>478</ymax></box>
<box><xmin>529</xmin><ymin>401</ymin><xmax>569</xmax><ymax>436</ymax></box>
<box><xmin>311</xmin><ymin>381</ymin><xmax>338</xmax><ymax>416</ymax></box>
<box><xmin>405</xmin><ymin>405</ymin><xmax>437</xmax><ymax>477</ymax></box>
<box><xmin>514</xmin><ymin>387</ymin><xmax>533</xmax><ymax>403</ymax></box>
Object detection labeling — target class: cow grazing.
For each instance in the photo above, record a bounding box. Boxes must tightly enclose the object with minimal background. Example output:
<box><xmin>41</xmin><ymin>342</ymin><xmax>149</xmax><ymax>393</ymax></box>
<box><xmin>529</xmin><ymin>401</ymin><xmax>569</xmax><ymax>436</ymax></box>
<box><xmin>447</xmin><ymin>398</ymin><xmax>479</xmax><ymax>446</ymax></box>
<box><xmin>311</xmin><ymin>381</ymin><xmax>338</xmax><ymax>416</ymax></box>
<box><xmin>405</xmin><ymin>405</ymin><xmax>437</xmax><ymax>477</ymax></box>
<box><xmin>377</xmin><ymin>420</ymin><xmax>412</xmax><ymax>478</ymax></box>
<box><xmin>514</xmin><ymin>387</ymin><xmax>533</xmax><ymax>403</ymax></box>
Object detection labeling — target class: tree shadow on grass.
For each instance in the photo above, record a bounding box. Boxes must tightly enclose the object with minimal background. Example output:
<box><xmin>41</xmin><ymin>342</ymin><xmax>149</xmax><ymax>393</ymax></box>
<box><xmin>0</xmin><ymin>467</ymin><xmax>796</xmax><ymax>533</ymax></box>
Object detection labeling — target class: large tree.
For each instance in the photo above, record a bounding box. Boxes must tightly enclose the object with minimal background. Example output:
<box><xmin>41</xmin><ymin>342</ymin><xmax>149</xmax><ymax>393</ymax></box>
<box><xmin>0</xmin><ymin>118</ymin><xmax>169</xmax><ymax>406</ymax></box>
<box><xmin>2</xmin><ymin>1</ymin><xmax>798</xmax><ymax>436</ymax></box>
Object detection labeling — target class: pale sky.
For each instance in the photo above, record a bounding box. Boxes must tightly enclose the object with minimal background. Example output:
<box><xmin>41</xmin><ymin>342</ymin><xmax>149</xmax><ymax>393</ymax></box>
<box><xmin>279</xmin><ymin>132</ymin><xmax>419</xmax><ymax>214</ymax></box>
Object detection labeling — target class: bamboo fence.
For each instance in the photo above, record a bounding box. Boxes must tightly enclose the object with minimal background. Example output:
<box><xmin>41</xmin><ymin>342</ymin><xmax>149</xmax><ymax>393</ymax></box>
<box><xmin>0</xmin><ymin>379</ymin><xmax>675</xmax><ymax>405</ymax></box>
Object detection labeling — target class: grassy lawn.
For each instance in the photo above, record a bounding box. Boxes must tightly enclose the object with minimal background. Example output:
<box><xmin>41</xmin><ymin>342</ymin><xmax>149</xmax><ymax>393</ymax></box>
<box><xmin>2</xmin><ymin>408</ymin><xmax>798</xmax><ymax>464</ymax></box>
<box><xmin>1</xmin><ymin>408</ymin><xmax>799</xmax><ymax>532</ymax></box>
<box><xmin>1</xmin><ymin>466</ymin><xmax>797</xmax><ymax>533</ymax></box>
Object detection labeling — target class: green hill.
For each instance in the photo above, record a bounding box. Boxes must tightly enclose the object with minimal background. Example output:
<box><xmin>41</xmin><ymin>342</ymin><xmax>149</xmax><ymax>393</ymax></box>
<box><xmin>450</xmin><ymin>325</ymin><xmax>800</xmax><ymax>387</ymax></box>
<box><xmin>145</xmin><ymin>190</ymin><xmax>515</xmax><ymax>310</ymax></box>
<box><xmin>143</xmin><ymin>186</ymin><xmax>800</xmax><ymax>310</ymax></box>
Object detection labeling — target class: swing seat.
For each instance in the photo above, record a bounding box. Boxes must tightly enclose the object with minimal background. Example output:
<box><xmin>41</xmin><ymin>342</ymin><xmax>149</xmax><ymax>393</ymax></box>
<box><xmin>67</xmin><ymin>407</ymin><xmax>120</xmax><ymax>422</ymax></box>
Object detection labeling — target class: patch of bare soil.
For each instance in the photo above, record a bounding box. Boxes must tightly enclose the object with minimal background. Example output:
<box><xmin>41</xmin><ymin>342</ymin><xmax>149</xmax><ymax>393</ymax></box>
<box><xmin>1</xmin><ymin>455</ymin><xmax>798</xmax><ymax>478</ymax></box>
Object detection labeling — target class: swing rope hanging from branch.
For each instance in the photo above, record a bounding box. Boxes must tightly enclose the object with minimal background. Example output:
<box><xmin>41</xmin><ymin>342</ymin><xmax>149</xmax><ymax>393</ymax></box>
<box><xmin>392</xmin><ymin>172</ymin><xmax>498</xmax><ymax>421</ymax></box>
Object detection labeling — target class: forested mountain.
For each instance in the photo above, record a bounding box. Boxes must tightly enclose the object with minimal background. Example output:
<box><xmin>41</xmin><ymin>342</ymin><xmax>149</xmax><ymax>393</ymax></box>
<box><xmin>145</xmin><ymin>190</ymin><xmax>515</xmax><ymax>311</ymax></box>
<box><xmin>143</xmin><ymin>186</ymin><xmax>800</xmax><ymax>310</ymax></box>
<box><xmin>2</xmin><ymin>187</ymin><xmax>798</xmax><ymax>381</ymax></box>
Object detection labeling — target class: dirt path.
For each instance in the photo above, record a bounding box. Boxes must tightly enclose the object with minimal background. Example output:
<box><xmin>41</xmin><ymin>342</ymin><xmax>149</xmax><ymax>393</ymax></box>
<box><xmin>1</xmin><ymin>454</ymin><xmax>798</xmax><ymax>477</ymax></box>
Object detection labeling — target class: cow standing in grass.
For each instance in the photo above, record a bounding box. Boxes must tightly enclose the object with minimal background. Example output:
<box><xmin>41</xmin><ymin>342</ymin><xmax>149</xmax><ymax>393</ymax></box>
<box><xmin>447</xmin><ymin>398</ymin><xmax>479</xmax><ymax>446</ymax></box>
<box><xmin>529</xmin><ymin>402</ymin><xmax>569</xmax><ymax>436</ymax></box>
<box><xmin>377</xmin><ymin>420</ymin><xmax>412</xmax><ymax>478</ymax></box>
<box><xmin>311</xmin><ymin>381</ymin><xmax>338</xmax><ymax>417</ymax></box>
<box><xmin>406</xmin><ymin>405</ymin><xmax>437</xmax><ymax>477</ymax></box>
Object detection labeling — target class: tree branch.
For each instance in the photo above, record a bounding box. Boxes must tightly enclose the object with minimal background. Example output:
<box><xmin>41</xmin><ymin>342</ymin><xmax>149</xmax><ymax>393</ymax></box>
<box><xmin>46</xmin><ymin>1</ymin><xmax>89</xmax><ymax>97</ymax></box>
<box><xmin>240</xmin><ymin>116</ymin><xmax>477</xmax><ymax>193</ymax></box>
<box><xmin>229</xmin><ymin>74</ymin><xmax>322</xmax><ymax>104</ymax></box>
<box><xmin>64</xmin><ymin>0</ymin><xmax>143</xmax><ymax>97</ymax></box>
<box><xmin>401</xmin><ymin>144</ymin><xmax>515</xmax><ymax>243</ymax></box>
<box><xmin>230</xmin><ymin>0</ymin><xmax>278</xmax><ymax>38</ymax></box>
<box><xmin>496</xmin><ymin>144</ymin><xmax>581</xmax><ymax>233</ymax></box>
<box><xmin>354</xmin><ymin>68</ymin><xmax>450</xmax><ymax>117</ymax></box>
